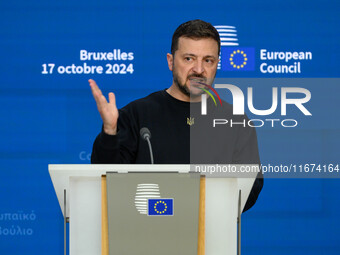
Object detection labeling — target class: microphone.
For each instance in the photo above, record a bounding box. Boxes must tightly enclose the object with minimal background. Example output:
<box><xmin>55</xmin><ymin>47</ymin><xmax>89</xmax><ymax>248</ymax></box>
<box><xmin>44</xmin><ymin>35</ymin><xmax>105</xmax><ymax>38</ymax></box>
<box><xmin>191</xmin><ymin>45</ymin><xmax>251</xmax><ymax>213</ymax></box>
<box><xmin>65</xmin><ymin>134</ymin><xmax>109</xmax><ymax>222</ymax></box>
<box><xmin>140</xmin><ymin>127</ymin><xmax>151</xmax><ymax>140</ymax></box>
<box><xmin>140</xmin><ymin>127</ymin><xmax>154</xmax><ymax>164</ymax></box>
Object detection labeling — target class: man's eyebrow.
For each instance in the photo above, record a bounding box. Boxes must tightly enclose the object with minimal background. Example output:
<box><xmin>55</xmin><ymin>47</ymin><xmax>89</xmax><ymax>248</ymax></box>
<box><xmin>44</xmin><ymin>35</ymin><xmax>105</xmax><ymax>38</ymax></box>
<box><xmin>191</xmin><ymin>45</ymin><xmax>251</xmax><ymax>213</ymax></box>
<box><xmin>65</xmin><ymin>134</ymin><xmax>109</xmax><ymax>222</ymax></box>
<box><xmin>182</xmin><ymin>53</ymin><xmax>197</xmax><ymax>57</ymax></box>
<box><xmin>204</xmin><ymin>55</ymin><xmax>217</xmax><ymax>59</ymax></box>
<box><xmin>182</xmin><ymin>53</ymin><xmax>217</xmax><ymax>59</ymax></box>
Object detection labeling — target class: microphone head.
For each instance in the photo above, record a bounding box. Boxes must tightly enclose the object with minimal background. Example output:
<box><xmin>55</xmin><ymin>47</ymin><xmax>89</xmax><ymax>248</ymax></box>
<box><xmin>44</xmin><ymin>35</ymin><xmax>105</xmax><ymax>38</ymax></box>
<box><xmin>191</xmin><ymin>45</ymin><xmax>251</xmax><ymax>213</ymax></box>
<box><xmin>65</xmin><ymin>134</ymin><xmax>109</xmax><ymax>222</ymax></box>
<box><xmin>140</xmin><ymin>127</ymin><xmax>151</xmax><ymax>140</ymax></box>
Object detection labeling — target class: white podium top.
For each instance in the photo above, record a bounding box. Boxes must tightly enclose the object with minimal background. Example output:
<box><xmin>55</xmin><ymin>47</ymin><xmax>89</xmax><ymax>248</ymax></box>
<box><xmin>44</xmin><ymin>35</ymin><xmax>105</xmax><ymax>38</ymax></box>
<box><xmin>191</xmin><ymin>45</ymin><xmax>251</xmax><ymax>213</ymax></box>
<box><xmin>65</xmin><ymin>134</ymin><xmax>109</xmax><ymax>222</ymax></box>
<box><xmin>49</xmin><ymin>164</ymin><xmax>191</xmax><ymax>218</ymax></box>
<box><xmin>48</xmin><ymin>164</ymin><xmax>256</xmax><ymax>218</ymax></box>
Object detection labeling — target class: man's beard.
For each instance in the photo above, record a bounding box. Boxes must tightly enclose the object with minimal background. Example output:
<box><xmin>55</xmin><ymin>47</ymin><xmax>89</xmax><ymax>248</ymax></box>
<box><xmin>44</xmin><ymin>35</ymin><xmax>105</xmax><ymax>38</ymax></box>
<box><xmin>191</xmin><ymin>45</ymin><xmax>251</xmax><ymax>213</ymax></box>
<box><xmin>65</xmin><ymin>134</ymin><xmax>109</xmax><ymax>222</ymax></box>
<box><xmin>172</xmin><ymin>66</ymin><xmax>215</xmax><ymax>100</ymax></box>
<box><xmin>173</xmin><ymin>75</ymin><xmax>197</xmax><ymax>97</ymax></box>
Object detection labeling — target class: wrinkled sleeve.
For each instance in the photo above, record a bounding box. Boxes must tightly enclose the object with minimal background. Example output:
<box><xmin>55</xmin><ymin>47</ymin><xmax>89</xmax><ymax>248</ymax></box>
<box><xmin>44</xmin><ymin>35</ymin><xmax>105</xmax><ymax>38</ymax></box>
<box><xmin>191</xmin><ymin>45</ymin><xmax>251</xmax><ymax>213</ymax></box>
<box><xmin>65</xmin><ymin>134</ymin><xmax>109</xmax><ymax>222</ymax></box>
<box><xmin>91</xmin><ymin>106</ymin><xmax>139</xmax><ymax>164</ymax></box>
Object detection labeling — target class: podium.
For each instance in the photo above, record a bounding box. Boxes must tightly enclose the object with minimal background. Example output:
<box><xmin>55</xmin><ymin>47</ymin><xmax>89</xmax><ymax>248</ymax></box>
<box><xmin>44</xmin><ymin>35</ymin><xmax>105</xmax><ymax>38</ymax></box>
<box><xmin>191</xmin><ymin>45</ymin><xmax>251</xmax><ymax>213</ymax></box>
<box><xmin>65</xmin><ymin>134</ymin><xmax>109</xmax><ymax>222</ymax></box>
<box><xmin>48</xmin><ymin>164</ymin><xmax>257</xmax><ymax>255</ymax></box>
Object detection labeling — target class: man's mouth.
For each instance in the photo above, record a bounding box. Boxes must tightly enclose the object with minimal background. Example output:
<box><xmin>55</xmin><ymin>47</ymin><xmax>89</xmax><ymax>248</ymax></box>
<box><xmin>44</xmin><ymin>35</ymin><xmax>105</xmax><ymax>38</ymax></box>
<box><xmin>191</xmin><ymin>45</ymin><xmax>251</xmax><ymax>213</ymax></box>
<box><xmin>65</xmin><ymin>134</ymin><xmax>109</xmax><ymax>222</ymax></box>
<box><xmin>189</xmin><ymin>78</ymin><xmax>207</xmax><ymax>87</ymax></box>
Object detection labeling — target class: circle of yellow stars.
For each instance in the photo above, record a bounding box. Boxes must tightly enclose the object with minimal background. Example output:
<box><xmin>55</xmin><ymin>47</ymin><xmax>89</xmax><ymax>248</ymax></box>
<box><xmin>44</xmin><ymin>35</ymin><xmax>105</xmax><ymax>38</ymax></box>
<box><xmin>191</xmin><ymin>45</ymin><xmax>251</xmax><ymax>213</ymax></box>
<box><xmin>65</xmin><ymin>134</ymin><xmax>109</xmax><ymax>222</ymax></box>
<box><xmin>229</xmin><ymin>50</ymin><xmax>247</xmax><ymax>69</ymax></box>
<box><xmin>154</xmin><ymin>200</ymin><xmax>167</xmax><ymax>214</ymax></box>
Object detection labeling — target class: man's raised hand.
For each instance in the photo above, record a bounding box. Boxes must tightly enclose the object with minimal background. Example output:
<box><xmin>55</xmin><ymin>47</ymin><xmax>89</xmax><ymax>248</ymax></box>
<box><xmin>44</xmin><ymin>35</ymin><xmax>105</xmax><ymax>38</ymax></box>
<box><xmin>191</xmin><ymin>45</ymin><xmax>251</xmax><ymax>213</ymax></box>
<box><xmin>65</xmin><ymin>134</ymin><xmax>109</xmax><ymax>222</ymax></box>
<box><xmin>89</xmin><ymin>79</ymin><xmax>119</xmax><ymax>135</ymax></box>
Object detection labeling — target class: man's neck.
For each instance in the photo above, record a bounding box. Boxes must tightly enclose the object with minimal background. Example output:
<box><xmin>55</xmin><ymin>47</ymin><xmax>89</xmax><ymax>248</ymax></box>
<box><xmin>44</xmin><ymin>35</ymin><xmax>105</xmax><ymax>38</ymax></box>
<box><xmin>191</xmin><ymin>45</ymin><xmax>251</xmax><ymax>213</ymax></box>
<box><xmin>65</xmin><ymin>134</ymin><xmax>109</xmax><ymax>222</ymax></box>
<box><xmin>166</xmin><ymin>84</ymin><xmax>201</xmax><ymax>102</ymax></box>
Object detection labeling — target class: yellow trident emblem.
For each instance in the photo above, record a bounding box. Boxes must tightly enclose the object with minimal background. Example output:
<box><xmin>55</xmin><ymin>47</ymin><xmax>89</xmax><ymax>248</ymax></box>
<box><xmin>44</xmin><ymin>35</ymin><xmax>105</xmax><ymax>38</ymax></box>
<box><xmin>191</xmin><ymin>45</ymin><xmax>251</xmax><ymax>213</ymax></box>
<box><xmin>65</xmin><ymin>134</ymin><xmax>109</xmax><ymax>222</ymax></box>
<box><xmin>187</xmin><ymin>117</ymin><xmax>194</xmax><ymax>126</ymax></box>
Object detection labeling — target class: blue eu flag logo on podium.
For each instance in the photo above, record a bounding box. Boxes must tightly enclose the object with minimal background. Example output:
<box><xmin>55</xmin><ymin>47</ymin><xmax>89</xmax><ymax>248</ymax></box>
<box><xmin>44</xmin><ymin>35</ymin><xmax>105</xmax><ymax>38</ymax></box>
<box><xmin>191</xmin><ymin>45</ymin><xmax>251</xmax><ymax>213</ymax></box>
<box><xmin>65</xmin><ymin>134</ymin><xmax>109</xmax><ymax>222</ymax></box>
<box><xmin>221</xmin><ymin>47</ymin><xmax>255</xmax><ymax>71</ymax></box>
<box><xmin>148</xmin><ymin>198</ymin><xmax>174</xmax><ymax>216</ymax></box>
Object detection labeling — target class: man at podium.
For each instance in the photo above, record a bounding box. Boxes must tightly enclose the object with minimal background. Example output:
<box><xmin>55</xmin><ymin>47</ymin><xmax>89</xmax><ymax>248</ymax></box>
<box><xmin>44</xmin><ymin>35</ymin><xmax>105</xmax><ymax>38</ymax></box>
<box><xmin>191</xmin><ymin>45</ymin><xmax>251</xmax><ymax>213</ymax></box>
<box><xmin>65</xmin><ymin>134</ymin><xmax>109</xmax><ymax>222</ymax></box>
<box><xmin>89</xmin><ymin>19</ymin><xmax>263</xmax><ymax>212</ymax></box>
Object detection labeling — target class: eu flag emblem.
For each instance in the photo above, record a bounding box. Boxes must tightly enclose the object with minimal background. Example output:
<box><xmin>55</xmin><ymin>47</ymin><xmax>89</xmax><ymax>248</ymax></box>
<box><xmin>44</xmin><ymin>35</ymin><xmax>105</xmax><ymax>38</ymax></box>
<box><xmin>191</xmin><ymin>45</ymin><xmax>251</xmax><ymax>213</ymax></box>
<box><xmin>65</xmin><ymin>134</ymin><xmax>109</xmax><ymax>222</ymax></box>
<box><xmin>221</xmin><ymin>47</ymin><xmax>255</xmax><ymax>71</ymax></box>
<box><xmin>148</xmin><ymin>198</ymin><xmax>174</xmax><ymax>216</ymax></box>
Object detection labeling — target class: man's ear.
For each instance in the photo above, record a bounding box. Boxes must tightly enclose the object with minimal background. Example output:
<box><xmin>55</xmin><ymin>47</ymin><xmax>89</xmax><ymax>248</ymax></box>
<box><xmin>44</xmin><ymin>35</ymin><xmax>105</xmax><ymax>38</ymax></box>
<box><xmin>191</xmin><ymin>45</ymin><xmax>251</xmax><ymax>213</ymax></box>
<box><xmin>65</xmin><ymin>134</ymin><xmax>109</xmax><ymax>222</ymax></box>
<box><xmin>167</xmin><ymin>53</ymin><xmax>173</xmax><ymax>71</ymax></box>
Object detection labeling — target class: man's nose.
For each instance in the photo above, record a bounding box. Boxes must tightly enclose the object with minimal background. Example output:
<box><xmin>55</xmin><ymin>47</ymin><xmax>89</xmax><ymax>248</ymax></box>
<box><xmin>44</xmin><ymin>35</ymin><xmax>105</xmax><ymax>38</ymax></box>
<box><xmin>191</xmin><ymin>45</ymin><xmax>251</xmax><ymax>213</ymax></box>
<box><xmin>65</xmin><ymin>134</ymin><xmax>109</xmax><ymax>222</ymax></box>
<box><xmin>192</xmin><ymin>60</ymin><xmax>205</xmax><ymax>74</ymax></box>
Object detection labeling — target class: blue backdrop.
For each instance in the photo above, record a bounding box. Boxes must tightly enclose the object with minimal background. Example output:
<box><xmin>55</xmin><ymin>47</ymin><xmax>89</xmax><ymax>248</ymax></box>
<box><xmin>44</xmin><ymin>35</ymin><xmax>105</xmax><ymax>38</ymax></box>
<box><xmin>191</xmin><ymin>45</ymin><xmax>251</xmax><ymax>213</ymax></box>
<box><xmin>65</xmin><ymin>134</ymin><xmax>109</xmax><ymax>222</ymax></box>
<box><xmin>1</xmin><ymin>0</ymin><xmax>339</xmax><ymax>254</ymax></box>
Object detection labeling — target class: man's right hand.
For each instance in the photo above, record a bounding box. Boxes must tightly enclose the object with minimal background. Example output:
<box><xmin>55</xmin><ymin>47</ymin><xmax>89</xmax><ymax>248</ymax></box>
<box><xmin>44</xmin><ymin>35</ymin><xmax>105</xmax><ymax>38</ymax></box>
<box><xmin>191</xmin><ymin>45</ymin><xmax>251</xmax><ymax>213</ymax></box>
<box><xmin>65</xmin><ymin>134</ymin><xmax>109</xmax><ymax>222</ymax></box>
<box><xmin>89</xmin><ymin>79</ymin><xmax>119</xmax><ymax>135</ymax></box>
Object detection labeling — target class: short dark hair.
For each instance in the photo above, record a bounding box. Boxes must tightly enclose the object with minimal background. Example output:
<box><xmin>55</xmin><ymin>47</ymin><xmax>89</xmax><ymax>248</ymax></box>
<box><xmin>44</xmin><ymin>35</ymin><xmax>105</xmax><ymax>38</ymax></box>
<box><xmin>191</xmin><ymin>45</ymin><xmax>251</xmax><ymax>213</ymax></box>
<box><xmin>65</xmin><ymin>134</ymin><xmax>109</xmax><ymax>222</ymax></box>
<box><xmin>171</xmin><ymin>19</ymin><xmax>220</xmax><ymax>56</ymax></box>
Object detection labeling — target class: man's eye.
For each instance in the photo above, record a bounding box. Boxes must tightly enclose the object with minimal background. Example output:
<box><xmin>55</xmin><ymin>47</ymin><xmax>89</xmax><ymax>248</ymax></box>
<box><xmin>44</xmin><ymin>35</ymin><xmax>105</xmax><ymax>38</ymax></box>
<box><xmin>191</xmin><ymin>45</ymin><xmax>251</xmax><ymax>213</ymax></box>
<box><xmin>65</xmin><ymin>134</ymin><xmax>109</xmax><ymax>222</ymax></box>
<box><xmin>185</xmin><ymin>57</ymin><xmax>192</xmax><ymax>61</ymax></box>
<box><xmin>206</xmin><ymin>59</ymin><xmax>213</xmax><ymax>63</ymax></box>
